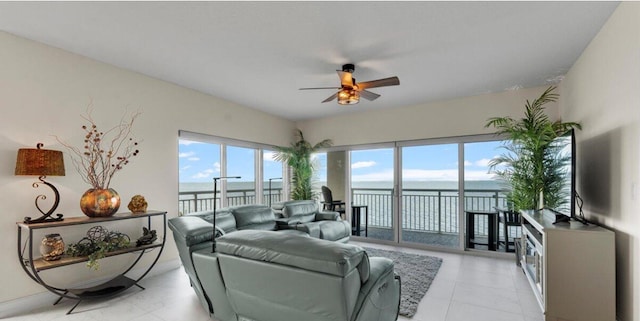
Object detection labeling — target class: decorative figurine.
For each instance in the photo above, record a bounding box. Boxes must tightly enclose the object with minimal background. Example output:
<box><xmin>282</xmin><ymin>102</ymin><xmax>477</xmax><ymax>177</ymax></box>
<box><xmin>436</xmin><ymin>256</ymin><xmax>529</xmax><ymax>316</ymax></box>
<box><xmin>127</xmin><ymin>194</ymin><xmax>148</xmax><ymax>213</ymax></box>
<box><xmin>136</xmin><ymin>227</ymin><xmax>157</xmax><ymax>246</ymax></box>
<box><xmin>40</xmin><ymin>233</ymin><xmax>65</xmax><ymax>261</ymax></box>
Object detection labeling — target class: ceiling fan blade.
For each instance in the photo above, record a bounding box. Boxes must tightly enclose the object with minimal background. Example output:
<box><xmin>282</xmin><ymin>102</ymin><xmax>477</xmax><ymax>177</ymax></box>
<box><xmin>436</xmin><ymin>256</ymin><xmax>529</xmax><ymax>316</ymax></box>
<box><xmin>337</xmin><ymin>70</ymin><xmax>353</xmax><ymax>87</ymax></box>
<box><xmin>299</xmin><ymin>87</ymin><xmax>340</xmax><ymax>90</ymax></box>
<box><xmin>359</xmin><ymin>89</ymin><xmax>381</xmax><ymax>101</ymax></box>
<box><xmin>357</xmin><ymin>76</ymin><xmax>400</xmax><ymax>90</ymax></box>
<box><xmin>322</xmin><ymin>92</ymin><xmax>339</xmax><ymax>103</ymax></box>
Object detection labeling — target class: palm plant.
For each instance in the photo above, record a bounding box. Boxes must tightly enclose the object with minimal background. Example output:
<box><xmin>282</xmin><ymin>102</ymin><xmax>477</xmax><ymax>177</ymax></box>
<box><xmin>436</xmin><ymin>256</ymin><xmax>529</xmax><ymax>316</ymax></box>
<box><xmin>273</xmin><ymin>129</ymin><xmax>332</xmax><ymax>200</ymax></box>
<box><xmin>485</xmin><ymin>86</ymin><xmax>581</xmax><ymax>211</ymax></box>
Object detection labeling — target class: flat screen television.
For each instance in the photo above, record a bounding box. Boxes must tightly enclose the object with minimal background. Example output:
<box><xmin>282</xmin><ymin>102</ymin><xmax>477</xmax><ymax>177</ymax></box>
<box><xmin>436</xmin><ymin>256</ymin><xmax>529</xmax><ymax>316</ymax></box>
<box><xmin>547</xmin><ymin>128</ymin><xmax>585</xmax><ymax>224</ymax></box>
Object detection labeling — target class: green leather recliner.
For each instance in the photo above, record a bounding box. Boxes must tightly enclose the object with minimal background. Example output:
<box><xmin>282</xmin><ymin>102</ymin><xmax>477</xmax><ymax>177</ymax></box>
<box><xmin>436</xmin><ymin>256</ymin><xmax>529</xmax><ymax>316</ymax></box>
<box><xmin>169</xmin><ymin>226</ymin><xmax>401</xmax><ymax>321</ymax></box>
<box><xmin>275</xmin><ymin>200</ymin><xmax>351</xmax><ymax>242</ymax></box>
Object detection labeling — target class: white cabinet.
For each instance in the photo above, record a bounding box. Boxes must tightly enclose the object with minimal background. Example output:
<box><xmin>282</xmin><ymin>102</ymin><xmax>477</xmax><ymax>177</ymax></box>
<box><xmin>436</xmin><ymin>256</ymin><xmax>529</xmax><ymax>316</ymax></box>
<box><xmin>520</xmin><ymin>210</ymin><xmax>615</xmax><ymax>321</ymax></box>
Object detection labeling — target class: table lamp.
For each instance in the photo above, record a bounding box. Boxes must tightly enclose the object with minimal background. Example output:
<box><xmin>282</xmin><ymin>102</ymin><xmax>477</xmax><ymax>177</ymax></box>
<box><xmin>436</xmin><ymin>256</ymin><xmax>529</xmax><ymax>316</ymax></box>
<box><xmin>15</xmin><ymin>143</ymin><xmax>66</xmax><ymax>223</ymax></box>
<box><xmin>212</xmin><ymin>176</ymin><xmax>240</xmax><ymax>252</ymax></box>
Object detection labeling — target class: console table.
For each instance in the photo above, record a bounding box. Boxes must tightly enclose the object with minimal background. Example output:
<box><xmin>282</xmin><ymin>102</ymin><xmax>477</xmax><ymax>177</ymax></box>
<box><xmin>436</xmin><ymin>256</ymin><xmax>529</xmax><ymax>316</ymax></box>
<box><xmin>17</xmin><ymin>210</ymin><xmax>166</xmax><ymax>314</ymax></box>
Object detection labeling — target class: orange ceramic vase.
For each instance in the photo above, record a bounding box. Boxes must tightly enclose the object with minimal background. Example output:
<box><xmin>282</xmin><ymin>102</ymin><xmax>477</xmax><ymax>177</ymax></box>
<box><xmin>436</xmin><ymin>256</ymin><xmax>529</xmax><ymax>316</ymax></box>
<box><xmin>80</xmin><ymin>188</ymin><xmax>121</xmax><ymax>217</ymax></box>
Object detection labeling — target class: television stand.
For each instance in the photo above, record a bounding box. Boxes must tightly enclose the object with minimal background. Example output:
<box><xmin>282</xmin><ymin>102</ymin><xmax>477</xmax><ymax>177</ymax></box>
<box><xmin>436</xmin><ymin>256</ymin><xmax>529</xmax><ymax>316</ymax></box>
<box><xmin>520</xmin><ymin>209</ymin><xmax>614</xmax><ymax>321</ymax></box>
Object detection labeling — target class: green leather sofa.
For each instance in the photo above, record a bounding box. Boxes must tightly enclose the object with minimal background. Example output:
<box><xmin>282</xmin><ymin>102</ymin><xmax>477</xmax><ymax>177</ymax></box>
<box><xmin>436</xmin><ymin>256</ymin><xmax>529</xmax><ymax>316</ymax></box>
<box><xmin>274</xmin><ymin>200</ymin><xmax>351</xmax><ymax>243</ymax></box>
<box><xmin>169</xmin><ymin>225</ymin><xmax>401</xmax><ymax>321</ymax></box>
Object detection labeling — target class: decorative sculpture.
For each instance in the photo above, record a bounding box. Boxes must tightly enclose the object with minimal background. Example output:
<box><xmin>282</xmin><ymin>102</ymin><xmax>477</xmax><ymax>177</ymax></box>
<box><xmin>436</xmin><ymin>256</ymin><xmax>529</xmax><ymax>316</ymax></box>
<box><xmin>128</xmin><ymin>194</ymin><xmax>148</xmax><ymax>213</ymax></box>
<box><xmin>136</xmin><ymin>227</ymin><xmax>157</xmax><ymax>246</ymax></box>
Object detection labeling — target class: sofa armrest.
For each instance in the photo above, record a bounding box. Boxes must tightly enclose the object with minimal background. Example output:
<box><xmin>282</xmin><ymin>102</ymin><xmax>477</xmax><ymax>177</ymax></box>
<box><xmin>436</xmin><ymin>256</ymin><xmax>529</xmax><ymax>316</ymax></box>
<box><xmin>316</xmin><ymin>211</ymin><xmax>340</xmax><ymax>221</ymax></box>
<box><xmin>290</xmin><ymin>222</ymin><xmax>321</xmax><ymax>238</ymax></box>
<box><xmin>168</xmin><ymin>216</ymin><xmax>214</xmax><ymax>247</ymax></box>
<box><xmin>352</xmin><ymin>257</ymin><xmax>401</xmax><ymax>321</ymax></box>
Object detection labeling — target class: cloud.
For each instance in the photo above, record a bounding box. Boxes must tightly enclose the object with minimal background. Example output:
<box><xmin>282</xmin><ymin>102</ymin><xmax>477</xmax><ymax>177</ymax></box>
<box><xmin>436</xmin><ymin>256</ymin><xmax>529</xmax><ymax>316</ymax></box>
<box><xmin>464</xmin><ymin>170</ymin><xmax>494</xmax><ymax>181</ymax></box>
<box><xmin>352</xmin><ymin>161</ymin><xmax>376</xmax><ymax>169</ymax></box>
<box><xmin>192</xmin><ymin>169</ymin><xmax>216</xmax><ymax>179</ymax></box>
<box><xmin>264</xmin><ymin>151</ymin><xmax>277</xmax><ymax>162</ymax></box>
<box><xmin>188</xmin><ymin>157</ymin><xmax>200</xmax><ymax>161</ymax></box>
<box><xmin>351</xmin><ymin>169</ymin><xmax>394</xmax><ymax>181</ymax></box>
<box><xmin>475</xmin><ymin>158</ymin><xmax>493</xmax><ymax>167</ymax></box>
<box><xmin>179</xmin><ymin>151</ymin><xmax>195</xmax><ymax>158</ymax></box>
<box><xmin>351</xmin><ymin>168</ymin><xmax>495</xmax><ymax>182</ymax></box>
<box><xmin>180</xmin><ymin>165</ymin><xmax>191</xmax><ymax>171</ymax></box>
<box><xmin>191</xmin><ymin>162</ymin><xmax>221</xmax><ymax>179</ymax></box>
<box><xmin>403</xmin><ymin>169</ymin><xmax>459</xmax><ymax>181</ymax></box>
<box><xmin>463</xmin><ymin>157</ymin><xmax>497</xmax><ymax>167</ymax></box>
<box><xmin>179</xmin><ymin>140</ymin><xmax>203</xmax><ymax>146</ymax></box>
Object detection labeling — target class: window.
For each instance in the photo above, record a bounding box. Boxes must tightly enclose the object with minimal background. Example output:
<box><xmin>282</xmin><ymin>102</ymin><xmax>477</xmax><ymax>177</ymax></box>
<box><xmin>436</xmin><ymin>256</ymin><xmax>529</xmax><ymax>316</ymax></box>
<box><xmin>178</xmin><ymin>131</ymin><xmax>284</xmax><ymax>214</ymax></box>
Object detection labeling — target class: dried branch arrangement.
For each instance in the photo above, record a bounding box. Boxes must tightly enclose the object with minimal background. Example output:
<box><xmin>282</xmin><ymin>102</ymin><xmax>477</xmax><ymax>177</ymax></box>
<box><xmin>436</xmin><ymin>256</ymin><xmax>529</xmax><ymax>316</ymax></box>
<box><xmin>57</xmin><ymin>106</ymin><xmax>141</xmax><ymax>189</ymax></box>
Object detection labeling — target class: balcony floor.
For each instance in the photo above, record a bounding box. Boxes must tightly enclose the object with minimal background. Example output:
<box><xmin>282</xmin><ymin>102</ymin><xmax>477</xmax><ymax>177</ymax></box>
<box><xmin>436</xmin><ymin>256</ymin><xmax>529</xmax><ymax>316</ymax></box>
<box><xmin>358</xmin><ymin>226</ymin><xmax>512</xmax><ymax>253</ymax></box>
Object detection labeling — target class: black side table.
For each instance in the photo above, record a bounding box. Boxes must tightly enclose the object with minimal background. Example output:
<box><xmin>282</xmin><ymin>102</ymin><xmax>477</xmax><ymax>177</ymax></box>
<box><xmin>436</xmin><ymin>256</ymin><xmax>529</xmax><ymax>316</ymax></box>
<box><xmin>351</xmin><ymin>205</ymin><xmax>369</xmax><ymax>237</ymax></box>
<box><xmin>465</xmin><ymin>210</ymin><xmax>498</xmax><ymax>251</ymax></box>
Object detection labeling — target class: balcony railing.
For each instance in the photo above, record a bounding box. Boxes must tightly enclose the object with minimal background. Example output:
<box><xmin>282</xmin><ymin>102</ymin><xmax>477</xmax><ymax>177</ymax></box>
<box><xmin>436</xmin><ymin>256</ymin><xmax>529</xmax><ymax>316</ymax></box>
<box><xmin>178</xmin><ymin>188</ymin><xmax>282</xmax><ymax>214</ymax></box>
<box><xmin>351</xmin><ymin>188</ymin><xmax>509</xmax><ymax>236</ymax></box>
<box><xmin>179</xmin><ymin>187</ymin><xmax>507</xmax><ymax>237</ymax></box>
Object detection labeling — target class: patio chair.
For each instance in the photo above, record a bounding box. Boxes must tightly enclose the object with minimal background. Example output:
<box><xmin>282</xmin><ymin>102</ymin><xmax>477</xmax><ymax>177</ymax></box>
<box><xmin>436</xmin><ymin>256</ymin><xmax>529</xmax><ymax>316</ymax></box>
<box><xmin>321</xmin><ymin>186</ymin><xmax>346</xmax><ymax>218</ymax></box>
<box><xmin>499</xmin><ymin>209</ymin><xmax>521</xmax><ymax>252</ymax></box>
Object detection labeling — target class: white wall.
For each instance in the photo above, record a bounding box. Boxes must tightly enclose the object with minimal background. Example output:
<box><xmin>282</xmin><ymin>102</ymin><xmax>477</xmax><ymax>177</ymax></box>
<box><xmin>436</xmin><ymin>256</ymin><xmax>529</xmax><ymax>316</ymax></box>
<box><xmin>0</xmin><ymin>31</ymin><xmax>295</xmax><ymax>304</ymax></box>
<box><xmin>559</xmin><ymin>3</ymin><xmax>640</xmax><ymax>321</ymax></box>
<box><xmin>296</xmin><ymin>86</ymin><xmax>558</xmax><ymax>147</ymax></box>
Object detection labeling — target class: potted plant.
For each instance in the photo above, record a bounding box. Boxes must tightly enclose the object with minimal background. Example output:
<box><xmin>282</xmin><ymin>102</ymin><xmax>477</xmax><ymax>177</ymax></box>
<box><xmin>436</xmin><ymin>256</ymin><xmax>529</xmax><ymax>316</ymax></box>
<box><xmin>273</xmin><ymin>129</ymin><xmax>332</xmax><ymax>200</ymax></box>
<box><xmin>485</xmin><ymin>86</ymin><xmax>581</xmax><ymax>212</ymax></box>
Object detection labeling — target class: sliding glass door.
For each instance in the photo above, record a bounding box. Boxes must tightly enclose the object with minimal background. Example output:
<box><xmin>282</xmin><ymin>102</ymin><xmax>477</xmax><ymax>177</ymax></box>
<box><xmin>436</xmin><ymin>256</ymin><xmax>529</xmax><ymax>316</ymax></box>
<box><xmin>463</xmin><ymin>140</ymin><xmax>511</xmax><ymax>251</ymax></box>
<box><xmin>350</xmin><ymin>148</ymin><xmax>395</xmax><ymax>241</ymax></box>
<box><xmin>400</xmin><ymin>144</ymin><xmax>460</xmax><ymax>249</ymax></box>
<box><xmin>342</xmin><ymin>136</ymin><xmax>507</xmax><ymax>252</ymax></box>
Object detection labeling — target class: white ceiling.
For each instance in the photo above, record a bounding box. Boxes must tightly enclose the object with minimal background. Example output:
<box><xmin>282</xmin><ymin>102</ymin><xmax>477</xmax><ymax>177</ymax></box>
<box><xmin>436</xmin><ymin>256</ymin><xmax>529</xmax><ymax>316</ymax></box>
<box><xmin>0</xmin><ymin>1</ymin><xmax>619</xmax><ymax>121</ymax></box>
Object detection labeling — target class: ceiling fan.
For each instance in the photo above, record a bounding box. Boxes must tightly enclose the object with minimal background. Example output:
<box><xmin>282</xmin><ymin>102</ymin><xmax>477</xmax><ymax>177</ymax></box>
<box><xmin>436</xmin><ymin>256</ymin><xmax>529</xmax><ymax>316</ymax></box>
<box><xmin>300</xmin><ymin>64</ymin><xmax>400</xmax><ymax>105</ymax></box>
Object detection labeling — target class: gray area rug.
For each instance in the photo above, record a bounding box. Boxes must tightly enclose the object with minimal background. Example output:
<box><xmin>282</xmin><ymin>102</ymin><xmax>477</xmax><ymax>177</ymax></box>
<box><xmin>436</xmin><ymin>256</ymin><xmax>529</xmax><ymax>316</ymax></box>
<box><xmin>364</xmin><ymin>247</ymin><xmax>443</xmax><ymax>318</ymax></box>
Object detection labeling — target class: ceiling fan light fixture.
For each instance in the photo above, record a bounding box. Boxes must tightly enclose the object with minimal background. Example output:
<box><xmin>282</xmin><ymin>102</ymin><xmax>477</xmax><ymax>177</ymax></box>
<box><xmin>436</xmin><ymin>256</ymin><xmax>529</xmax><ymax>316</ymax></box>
<box><xmin>337</xmin><ymin>89</ymin><xmax>359</xmax><ymax>105</ymax></box>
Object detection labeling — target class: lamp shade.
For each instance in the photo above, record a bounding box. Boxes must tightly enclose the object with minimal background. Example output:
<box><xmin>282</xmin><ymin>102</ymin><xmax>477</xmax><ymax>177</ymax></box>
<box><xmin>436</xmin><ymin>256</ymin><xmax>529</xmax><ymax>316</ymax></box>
<box><xmin>337</xmin><ymin>89</ymin><xmax>360</xmax><ymax>105</ymax></box>
<box><xmin>15</xmin><ymin>143</ymin><xmax>65</xmax><ymax>176</ymax></box>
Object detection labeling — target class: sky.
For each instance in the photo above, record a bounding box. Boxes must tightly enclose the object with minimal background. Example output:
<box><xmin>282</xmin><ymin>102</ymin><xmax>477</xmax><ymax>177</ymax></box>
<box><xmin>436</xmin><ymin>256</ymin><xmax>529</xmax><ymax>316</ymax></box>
<box><xmin>347</xmin><ymin>142</ymin><xmax>503</xmax><ymax>182</ymax></box>
<box><xmin>179</xmin><ymin>139</ymin><xmax>505</xmax><ymax>185</ymax></box>
<box><xmin>178</xmin><ymin>140</ymin><xmax>282</xmax><ymax>183</ymax></box>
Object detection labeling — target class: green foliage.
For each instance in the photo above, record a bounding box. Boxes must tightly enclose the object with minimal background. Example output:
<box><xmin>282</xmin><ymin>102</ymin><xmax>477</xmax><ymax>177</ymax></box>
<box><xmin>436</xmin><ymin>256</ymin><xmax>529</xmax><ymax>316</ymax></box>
<box><xmin>66</xmin><ymin>227</ymin><xmax>130</xmax><ymax>270</ymax></box>
<box><xmin>485</xmin><ymin>86</ymin><xmax>581</xmax><ymax>211</ymax></box>
<box><xmin>273</xmin><ymin>129</ymin><xmax>332</xmax><ymax>200</ymax></box>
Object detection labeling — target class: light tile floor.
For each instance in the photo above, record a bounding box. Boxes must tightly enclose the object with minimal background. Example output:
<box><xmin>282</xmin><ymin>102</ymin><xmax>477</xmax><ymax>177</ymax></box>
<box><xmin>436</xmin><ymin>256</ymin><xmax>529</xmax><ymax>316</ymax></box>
<box><xmin>9</xmin><ymin>242</ymin><xmax>543</xmax><ymax>321</ymax></box>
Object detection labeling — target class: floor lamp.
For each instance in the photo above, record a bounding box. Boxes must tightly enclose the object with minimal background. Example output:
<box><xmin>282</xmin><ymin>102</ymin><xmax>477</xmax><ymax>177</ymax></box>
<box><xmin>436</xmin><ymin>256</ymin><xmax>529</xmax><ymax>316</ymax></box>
<box><xmin>212</xmin><ymin>176</ymin><xmax>240</xmax><ymax>252</ymax></box>
<box><xmin>267</xmin><ymin>177</ymin><xmax>282</xmax><ymax>207</ymax></box>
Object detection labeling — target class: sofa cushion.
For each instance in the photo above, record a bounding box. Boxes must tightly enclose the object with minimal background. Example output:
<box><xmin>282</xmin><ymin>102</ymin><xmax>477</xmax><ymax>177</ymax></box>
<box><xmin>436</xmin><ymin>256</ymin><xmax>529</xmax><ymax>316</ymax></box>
<box><xmin>184</xmin><ymin>209</ymin><xmax>237</xmax><ymax>234</ymax></box>
<box><xmin>318</xmin><ymin>220</ymin><xmax>351</xmax><ymax>241</ymax></box>
<box><xmin>217</xmin><ymin>230</ymin><xmax>368</xmax><ymax>280</ymax></box>
<box><xmin>230</xmin><ymin>205</ymin><xmax>277</xmax><ymax>230</ymax></box>
<box><xmin>281</xmin><ymin>200</ymin><xmax>318</xmax><ymax>222</ymax></box>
